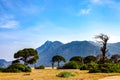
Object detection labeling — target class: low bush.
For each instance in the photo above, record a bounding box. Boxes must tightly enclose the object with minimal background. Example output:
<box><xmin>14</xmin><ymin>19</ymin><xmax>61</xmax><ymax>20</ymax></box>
<box><xmin>0</xmin><ymin>68</ymin><xmax>5</xmax><ymax>72</ymax></box>
<box><xmin>57</xmin><ymin>72</ymin><xmax>75</xmax><ymax>78</ymax></box>
<box><xmin>2</xmin><ymin>63</ymin><xmax>31</xmax><ymax>72</ymax></box>
<box><xmin>35</xmin><ymin>65</ymin><xmax>45</xmax><ymax>69</ymax></box>
<box><xmin>89</xmin><ymin>63</ymin><xmax>120</xmax><ymax>73</ymax></box>
<box><xmin>80</xmin><ymin>62</ymin><xmax>98</xmax><ymax>70</ymax></box>
<box><xmin>80</xmin><ymin>64</ymin><xmax>88</xmax><ymax>70</ymax></box>
<box><xmin>62</xmin><ymin>61</ymin><xmax>80</xmax><ymax>69</ymax></box>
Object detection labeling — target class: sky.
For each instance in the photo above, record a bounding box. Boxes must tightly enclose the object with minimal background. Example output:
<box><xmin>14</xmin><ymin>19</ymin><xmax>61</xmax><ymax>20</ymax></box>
<box><xmin>0</xmin><ymin>0</ymin><xmax>120</xmax><ymax>61</ymax></box>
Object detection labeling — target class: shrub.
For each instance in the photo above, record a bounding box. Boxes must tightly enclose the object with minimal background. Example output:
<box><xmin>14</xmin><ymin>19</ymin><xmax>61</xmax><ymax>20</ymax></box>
<box><xmin>62</xmin><ymin>61</ymin><xmax>80</xmax><ymax>69</ymax></box>
<box><xmin>80</xmin><ymin>62</ymin><xmax>98</xmax><ymax>70</ymax></box>
<box><xmin>89</xmin><ymin>63</ymin><xmax>120</xmax><ymax>73</ymax></box>
<box><xmin>57</xmin><ymin>72</ymin><xmax>75</xmax><ymax>78</ymax></box>
<box><xmin>25</xmin><ymin>66</ymin><xmax>31</xmax><ymax>72</ymax></box>
<box><xmin>80</xmin><ymin>64</ymin><xmax>88</xmax><ymax>70</ymax></box>
<box><xmin>0</xmin><ymin>68</ymin><xmax>5</xmax><ymax>72</ymax></box>
<box><xmin>84</xmin><ymin>55</ymin><xmax>96</xmax><ymax>64</ymax></box>
<box><xmin>2</xmin><ymin>63</ymin><xmax>31</xmax><ymax>72</ymax></box>
<box><xmin>35</xmin><ymin>65</ymin><xmax>45</xmax><ymax>69</ymax></box>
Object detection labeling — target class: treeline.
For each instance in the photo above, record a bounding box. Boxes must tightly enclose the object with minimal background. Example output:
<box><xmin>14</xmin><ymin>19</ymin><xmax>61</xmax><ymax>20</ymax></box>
<box><xmin>51</xmin><ymin>54</ymin><xmax>120</xmax><ymax>73</ymax></box>
<box><xmin>51</xmin><ymin>34</ymin><xmax>120</xmax><ymax>73</ymax></box>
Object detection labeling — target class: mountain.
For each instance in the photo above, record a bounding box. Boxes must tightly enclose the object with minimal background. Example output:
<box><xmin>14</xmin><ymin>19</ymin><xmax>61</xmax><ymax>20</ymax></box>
<box><xmin>0</xmin><ymin>59</ymin><xmax>11</xmax><ymax>68</ymax></box>
<box><xmin>108</xmin><ymin>42</ymin><xmax>120</xmax><ymax>55</ymax></box>
<box><xmin>36</xmin><ymin>41</ymin><xmax>63</xmax><ymax>66</ymax></box>
<box><xmin>1</xmin><ymin>40</ymin><xmax>120</xmax><ymax>67</ymax></box>
<box><xmin>36</xmin><ymin>40</ymin><xmax>101</xmax><ymax>66</ymax></box>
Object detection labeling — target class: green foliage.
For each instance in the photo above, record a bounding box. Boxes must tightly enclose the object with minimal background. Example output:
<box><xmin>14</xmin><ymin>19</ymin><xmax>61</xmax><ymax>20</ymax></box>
<box><xmin>84</xmin><ymin>55</ymin><xmax>96</xmax><ymax>64</ymax></box>
<box><xmin>69</xmin><ymin>56</ymin><xmax>83</xmax><ymax>64</ymax></box>
<box><xmin>35</xmin><ymin>65</ymin><xmax>45</xmax><ymax>69</ymax></box>
<box><xmin>62</xmin><ymin>61</ymin><xmax>80</xmax><ymax>69</ymax></box>
<box><xmin>52</xmin><ymin>55</ymin><xmax>66</xmax><ymax>68</ymax></box>
<box><xmin>57</xmin><ymin>72</ymin><xmax>75</xmax><ymax>78</ymax></box>
<box><xmin>89</xmin><ymin>63</ymin><xmax>120</xmax><ymax>73</ymax></box>
<box><xmin>2</xmin><ymin>63</ymin><xmax>31</xmax><ymax>72</ymax></box>
<box><xmin>14</xmin><ymin>48</ymin><xmax>39</xmax><ymax>65</ymax></box>
<box><xmin>12</xmin><ymin>60</ymin><xmax>20</xmax><ymax>64</ymax></box>
<box><xmin>52</xmin><ymin>55</ymin><xmax>66</xmax><ymax>63</ymax></box>
<box><xmin>80</xmin><ymin>64</ymin><xmax>88</xmax><ymax>70</ymax></box>
<box><xmin>0</xmin><ymin>68</ymin><xmax>5</xmax><ymax>72</ymax></box>
<box><xmin>80</xmin><ymin>62</ymin><xmax>98</xmax><ymax>70</ymax></box>
<box><xmin>97</xmin><ymin>57</ymin><xmax>111</xmax><ymax>64</ymax></box>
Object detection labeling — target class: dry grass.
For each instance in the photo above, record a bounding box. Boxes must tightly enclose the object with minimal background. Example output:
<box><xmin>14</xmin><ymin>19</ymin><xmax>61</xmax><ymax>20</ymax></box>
<box><xmin>0</xmin><ymin>68</ymin><xmax>120</xmax><ymax>80</ymax></box>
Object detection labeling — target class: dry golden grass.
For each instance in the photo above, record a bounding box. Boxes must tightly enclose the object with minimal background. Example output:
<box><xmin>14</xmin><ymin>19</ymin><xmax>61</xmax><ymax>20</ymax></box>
<box><xmin>0</xmin><ymin>68</ymin><xmax>120</xmax><ymax>80</ymax></box>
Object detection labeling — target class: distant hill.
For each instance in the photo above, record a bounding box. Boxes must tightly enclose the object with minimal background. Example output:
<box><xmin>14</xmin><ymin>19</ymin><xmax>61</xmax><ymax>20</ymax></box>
<box><xmin>36</xmin><ymin>41</ymin><xmax>101</xmax><ymax>66</ymax></box>
<box><xmin>0</xmin><ymin>59</ymin><xmax>11</xmax><ymax>68</ymax></box>
<box><xmin>108</xmin><ymin>42</ymin><xmax>120</xmax><ymax>55</ymax></box>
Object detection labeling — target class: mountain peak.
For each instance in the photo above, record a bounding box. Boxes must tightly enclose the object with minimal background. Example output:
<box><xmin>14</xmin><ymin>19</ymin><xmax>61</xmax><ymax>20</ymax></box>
<box><xmin>0</xmin><ymin>59</ymin><xmax>7</xmax><ymax>63</ymax></box>
<box><xmin>36</xmin><ymin>40</ymin><xmax>101</xmax><ymax>66</ymax></box>
<box><xmin>52</xmin><ymin>41</ymin><xmax>63</xmax><ymax>45</ymax></box>
<box><xmin>44</xmin><ymin>40</ymin><xmax>52</xmax><ymax>45</ymax></box>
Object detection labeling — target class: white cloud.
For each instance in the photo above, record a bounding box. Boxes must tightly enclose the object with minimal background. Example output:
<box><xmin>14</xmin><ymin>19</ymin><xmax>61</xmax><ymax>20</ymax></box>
<box><xmin>0</xmin><ymin>15</ymin><xmax>19</xmax><ymax>29</ymax></box>
<box><xmin>77</xmin><ymin>8</ymin><xmax>91</xmax><ymax>16</ymax></box>
<box><xmin>77</xmin><ymin>0</ymin><xmax>120</xmax><ymax>16</ymax></box>
<box><xmin>81</xmin><ymin>8</ymin><xmax>91</xmax><ymax>14</ymax></box>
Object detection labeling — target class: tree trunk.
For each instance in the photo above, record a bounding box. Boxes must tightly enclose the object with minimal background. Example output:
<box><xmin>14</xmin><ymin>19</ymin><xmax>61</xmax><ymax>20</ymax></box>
<box><xmin>24</xmin><ymin>57</ymin><xmax>28</xmax><ymax>66</ymax></box>
<box><xmin>52</xmin><ymin>62</ymin><xmax>54</xmax><ymax>69</ymax></box>
<box><xmin>102</xmin><ymin>42</ymin><xmax>107</xmax><ymax>64</ymax></box>
<box><xmin>58</xmin><ymin>61</ymin><xmax>60</xmax><ymax>67</ymax></box>
<box><xmin>34</xmin><ymin>63</ymin><xmax>36</xmax><ymax>69</ymax></box>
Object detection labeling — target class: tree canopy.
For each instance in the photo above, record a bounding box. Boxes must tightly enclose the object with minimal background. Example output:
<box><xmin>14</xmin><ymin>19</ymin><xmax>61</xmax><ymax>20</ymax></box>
<box><xmin>14</xmin><ymin>48</ymin><xmax>39</xmax><ymax>66</ymax></box>
<box><xmin>52</xmin><ymin>55</ymin><xmax>66</xmax><ymax>68</ymax></box>
<box><xmin>84</xmin><ymin>55</ymin><xmax>96</xmax><ymax>64</ymax></box>
<box><xmin>69</xmin><ymin>56</ymin><xmax>83</xmax><ymax>64</ymax></box>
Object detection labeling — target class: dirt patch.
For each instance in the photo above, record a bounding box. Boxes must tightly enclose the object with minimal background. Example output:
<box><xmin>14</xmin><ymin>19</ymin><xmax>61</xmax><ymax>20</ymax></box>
<box><xmin>99</xmin><ymin>76</ymin><xmax>120</xmax><ymax>80</ymax></box>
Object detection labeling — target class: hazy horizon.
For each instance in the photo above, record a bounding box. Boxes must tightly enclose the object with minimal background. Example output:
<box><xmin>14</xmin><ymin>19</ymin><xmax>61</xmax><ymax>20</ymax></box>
<box><xmin>0</xmin><ymin>0</ymin><xmax>120</xmax><ymax>60</ymax></box>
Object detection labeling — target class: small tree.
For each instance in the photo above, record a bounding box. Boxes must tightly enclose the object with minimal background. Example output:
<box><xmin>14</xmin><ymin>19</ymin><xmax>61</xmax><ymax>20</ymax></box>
<box><xmin>95</xmin><ymin>33</ymin><xmax>109</xmax><ymax>64</ymax></box>
<box><xmin>69</xmin><ymin>56</ymin><xmax>83</xmax><ymax>64</ymax></box>
<box><xmin>14</xmin><ymin>48</ymin><xmax>39</xmax><ymax>66</ymax></box>
<box><xmin>52</xmin><ymin>55</ymin><xmax>66</xmax><ymax>68</ymax></box>
<box><xmin>84</xmin><ymin>55</ymin><xmax>96</xmax><ymax>64</ymax></box>
<box><xmin>12</xmin><ymin>60</ymin><xmax>20</xmax><ymax>64</ymax></box>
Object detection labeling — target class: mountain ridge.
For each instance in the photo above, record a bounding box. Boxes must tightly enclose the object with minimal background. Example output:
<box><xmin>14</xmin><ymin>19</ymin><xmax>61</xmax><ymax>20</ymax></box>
<box><xmin>1</xmin><ymin>40</ymin><xmax>120</xmax><ymax>67</ymax></box>
<box><xmin>36</xmin><ymin>40</ymin><xmax>101</xmax><ymax>66</ymax></box>
<box><xmin>36</xmin><ymin>40</ymin><xmax>120</xmax><ymax>66</ymax></box>
<box><xmin>0</xmin><ymin>59</ymin><xmax>11</xmax><ymax>68</ymax></box>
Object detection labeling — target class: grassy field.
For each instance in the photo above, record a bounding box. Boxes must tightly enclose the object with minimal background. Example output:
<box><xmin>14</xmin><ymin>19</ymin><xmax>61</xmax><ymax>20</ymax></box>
<box><xmin>0</xmin><ymin>68</ymin><xmax>120</xmax><ymax>80</ymax></box>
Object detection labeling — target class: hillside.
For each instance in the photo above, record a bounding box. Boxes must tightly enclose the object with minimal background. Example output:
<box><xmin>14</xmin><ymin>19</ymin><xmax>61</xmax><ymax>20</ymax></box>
<box><xmin>36</xmin><ymin>41</ymin><xmax>101</xmax><ymax>66</ymax></box>
<box><xmin>0</xmin><ymin>59</ymin><xmax>11</xmax><ymax>68</ymax></box>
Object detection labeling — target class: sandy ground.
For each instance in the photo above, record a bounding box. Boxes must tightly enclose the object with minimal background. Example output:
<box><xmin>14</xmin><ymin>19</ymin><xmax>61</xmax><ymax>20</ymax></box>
<box><xmin>0</xmin><ymin>68</ymin><xmax>120</xmax><ymax>80</ymax></box>
<box><xmin>99</xmin><ymin>76</ymin><xmax>120</xmax><ymax>80</ymax></box>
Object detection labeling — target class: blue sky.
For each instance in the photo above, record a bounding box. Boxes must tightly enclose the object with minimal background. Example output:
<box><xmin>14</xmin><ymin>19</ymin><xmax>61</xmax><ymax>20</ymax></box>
<box><xmin>0</xmin><ymin>0</ymin><xmax>120</xmax><ymax>60</ymax></box>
